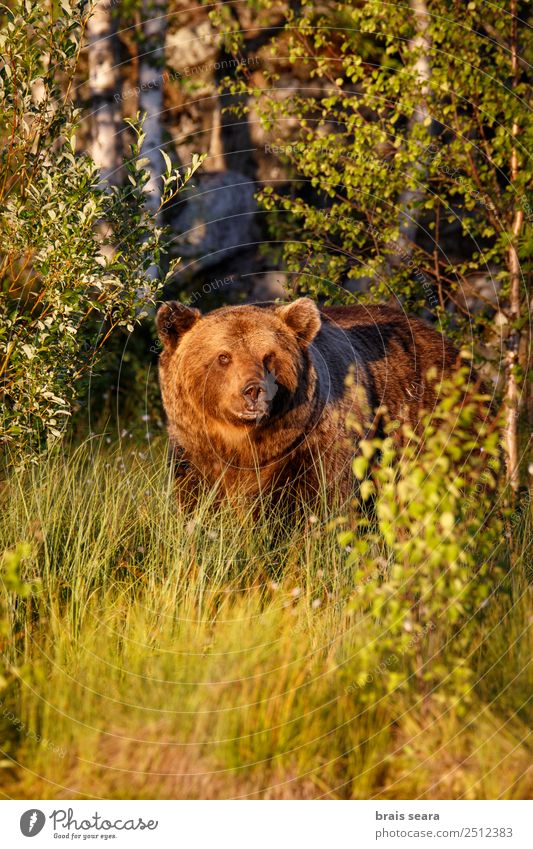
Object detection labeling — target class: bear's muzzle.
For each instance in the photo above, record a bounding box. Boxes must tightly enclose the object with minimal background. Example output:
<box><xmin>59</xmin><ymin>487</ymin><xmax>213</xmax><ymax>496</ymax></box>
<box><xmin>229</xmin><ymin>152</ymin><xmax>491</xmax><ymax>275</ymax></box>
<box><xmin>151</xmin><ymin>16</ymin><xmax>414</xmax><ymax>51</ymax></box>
<box><xmin>240</xmin><ymin>379</ymin><xmax>271</xmax><ymax>421</ymax></box>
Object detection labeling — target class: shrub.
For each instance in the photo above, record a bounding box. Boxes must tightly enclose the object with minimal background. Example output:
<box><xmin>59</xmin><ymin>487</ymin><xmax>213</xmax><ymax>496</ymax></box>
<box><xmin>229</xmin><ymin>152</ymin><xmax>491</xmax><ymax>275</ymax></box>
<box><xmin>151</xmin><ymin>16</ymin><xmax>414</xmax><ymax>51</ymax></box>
<box><xmin>338</xmin><ymin>366</ymin><xmax>504</xmax><ymax>709</ymax></box>
<box><xmin>0</xmin><ymin>1</ymin><xmax>201</xmax><ymax>462</ymax></box>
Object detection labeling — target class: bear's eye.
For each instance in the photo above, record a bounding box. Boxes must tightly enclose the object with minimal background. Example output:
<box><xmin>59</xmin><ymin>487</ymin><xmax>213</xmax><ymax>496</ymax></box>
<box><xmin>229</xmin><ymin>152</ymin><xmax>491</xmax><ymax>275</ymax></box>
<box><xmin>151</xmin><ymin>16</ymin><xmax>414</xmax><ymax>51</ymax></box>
<box><xmin>218</xmin><ymin>353</ymin><xmax>231</xmax><ymax>366</ymax></box>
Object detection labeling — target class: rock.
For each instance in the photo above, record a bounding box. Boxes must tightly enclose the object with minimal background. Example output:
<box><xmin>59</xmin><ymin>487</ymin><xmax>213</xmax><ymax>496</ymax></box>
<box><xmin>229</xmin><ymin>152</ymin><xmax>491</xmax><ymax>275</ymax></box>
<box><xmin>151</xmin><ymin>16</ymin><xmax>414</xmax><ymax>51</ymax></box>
<box><xmin>172</xmin><ymin>171</ymin><xmax>257</xmax><ymax>277</ymax></box>
<box><xmin>249</xmin><ymin>271</ymin><xmax>288</xmax><ymax>301</ymax></box>
<box><xmin>166</xmin><ymin>21</ymin><xmax>219</xmax><ymax>74</ymax></box>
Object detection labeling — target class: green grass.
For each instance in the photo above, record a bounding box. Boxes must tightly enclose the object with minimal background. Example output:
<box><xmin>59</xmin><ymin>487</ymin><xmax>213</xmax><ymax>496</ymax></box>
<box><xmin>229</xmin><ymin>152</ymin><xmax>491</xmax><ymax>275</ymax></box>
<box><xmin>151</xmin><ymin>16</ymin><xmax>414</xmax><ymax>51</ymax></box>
<box><xmin>0</xmin><ymin>438</ymin><xmax>531</xmax><ymax>799</ymax></box>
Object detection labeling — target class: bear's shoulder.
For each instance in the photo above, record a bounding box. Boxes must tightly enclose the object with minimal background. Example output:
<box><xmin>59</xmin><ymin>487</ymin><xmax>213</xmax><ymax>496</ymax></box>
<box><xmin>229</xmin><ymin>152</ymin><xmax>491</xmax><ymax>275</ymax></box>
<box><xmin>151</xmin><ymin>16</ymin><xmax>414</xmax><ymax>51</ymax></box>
<box><xmin>320</xmin><ymin>303</ymin><xmax>405</xmax><ymax>328</ymax></box>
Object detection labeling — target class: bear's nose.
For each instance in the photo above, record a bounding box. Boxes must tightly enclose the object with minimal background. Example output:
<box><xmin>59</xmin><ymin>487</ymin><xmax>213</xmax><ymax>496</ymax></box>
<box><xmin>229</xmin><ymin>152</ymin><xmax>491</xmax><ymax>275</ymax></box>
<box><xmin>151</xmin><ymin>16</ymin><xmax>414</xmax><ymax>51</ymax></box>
<box><xmin>242</xmin><ymin>381</ymin><xmax>264</xmax><ymax>403</ymax></box>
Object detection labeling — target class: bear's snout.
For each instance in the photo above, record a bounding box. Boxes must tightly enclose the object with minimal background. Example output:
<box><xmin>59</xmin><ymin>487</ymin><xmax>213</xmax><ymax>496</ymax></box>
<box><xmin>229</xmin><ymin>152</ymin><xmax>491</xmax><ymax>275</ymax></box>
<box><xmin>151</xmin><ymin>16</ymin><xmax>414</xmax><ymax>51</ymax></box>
<box><xmin>241</xmin><ymin>379</ymin><xmax>270</xmax><ymax>418</ymax></box>
<box><xmin>242</xmin><ymin>380</ymin><xmax>265</xmax><ymax>404</ymax></box>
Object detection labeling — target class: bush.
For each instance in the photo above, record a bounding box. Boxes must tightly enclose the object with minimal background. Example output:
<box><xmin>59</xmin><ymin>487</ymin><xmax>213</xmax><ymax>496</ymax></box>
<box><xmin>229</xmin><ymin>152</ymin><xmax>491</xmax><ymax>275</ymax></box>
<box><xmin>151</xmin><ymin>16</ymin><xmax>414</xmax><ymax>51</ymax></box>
<box><xmin>338</xmin><ymin>366</ymin><xmax>504</xmax><ymax>708</ymax></box>
<box><xmin>0</xmin><ymin>1</ymin><xmax>201</xmax><ymax>462</ymax></box>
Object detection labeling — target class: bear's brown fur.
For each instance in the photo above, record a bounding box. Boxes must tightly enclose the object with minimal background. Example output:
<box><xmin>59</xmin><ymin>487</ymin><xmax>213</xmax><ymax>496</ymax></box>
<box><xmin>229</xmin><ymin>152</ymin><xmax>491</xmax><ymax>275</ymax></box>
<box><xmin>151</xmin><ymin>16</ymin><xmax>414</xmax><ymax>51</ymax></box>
<box><xmin>156</xmin><ymin>298</ymin><xmax>461</xmax><ymax>504</ymax></box>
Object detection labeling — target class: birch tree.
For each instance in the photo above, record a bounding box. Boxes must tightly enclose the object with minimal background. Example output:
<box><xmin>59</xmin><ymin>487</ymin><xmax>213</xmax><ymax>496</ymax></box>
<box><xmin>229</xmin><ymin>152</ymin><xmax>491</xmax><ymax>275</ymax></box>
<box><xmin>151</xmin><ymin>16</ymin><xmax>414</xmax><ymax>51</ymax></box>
<box><xmin>86</xmin><ymin>0</ymin><xmax>122</xmax><ymax>186</ymax></box>
<box><xmin>504</xmin><ymin>0</ymin><xmax>526</xmax><ymax>496</ymax></box>
<box><xmin>139</xmin><ymin>0</ymin><xmax>168</xmax><ymax>220</ymax></box>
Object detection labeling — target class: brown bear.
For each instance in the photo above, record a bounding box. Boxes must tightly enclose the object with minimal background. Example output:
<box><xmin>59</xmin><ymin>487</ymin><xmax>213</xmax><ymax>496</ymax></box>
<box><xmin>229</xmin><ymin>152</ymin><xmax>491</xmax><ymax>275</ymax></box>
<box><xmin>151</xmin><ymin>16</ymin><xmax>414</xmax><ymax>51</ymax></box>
<box><xmin>156</xmin><ymin>298</ymin><xmax>460</xmax><ymax>505</ymax></box>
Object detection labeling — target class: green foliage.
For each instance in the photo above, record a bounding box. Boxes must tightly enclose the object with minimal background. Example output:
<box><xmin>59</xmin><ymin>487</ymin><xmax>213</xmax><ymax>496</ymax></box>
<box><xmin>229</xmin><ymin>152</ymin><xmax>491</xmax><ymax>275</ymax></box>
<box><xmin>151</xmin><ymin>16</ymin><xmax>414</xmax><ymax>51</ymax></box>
<box><xmin>0</xmin><ymin>543</ymin><xmax>39</xmax><ymax>693</ymax></box>
<box><xmin>221</xmin><ymin>1</ymin><xmax>531</xmax><ymax>338</ymax></box>
<box><xmin>0</xmin><ymin>543</ymin><xmax>39</xmax><ymax>767</ymax></box>
<box><xmin>338</xmin><ymin>366</ymin><xmax>504</xmax><ymax>709</ymax></box>
<box><xmin>0</xmin><ymin>1</ymin><xmax>201</xmax><ymax>462</ymax></box>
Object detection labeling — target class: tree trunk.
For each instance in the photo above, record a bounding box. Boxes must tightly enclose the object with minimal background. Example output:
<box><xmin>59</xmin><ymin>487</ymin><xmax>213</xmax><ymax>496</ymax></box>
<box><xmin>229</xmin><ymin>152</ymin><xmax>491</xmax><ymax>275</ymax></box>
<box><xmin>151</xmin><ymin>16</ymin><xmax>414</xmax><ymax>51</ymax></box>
<box><xmin>382</xmin><ymin>0</ymin><xmax>437</xmax><ymax>295</ymax></box>
<box><xmin>86</xmin><ymin>0</ymin><xmax>122</xmax><ymax>186</ymax></box>
<box><xmin>504</xmin><ymin>0</ymin><xmax>524</xmax><ymax>497</ymax></box>
<box><xmin>394</xmin><ymin>0</ymin><xmax>433</xmax><ymax>256</ymax></box>
<box><xmin>139</xmin><ymin>0</ymin><xmax>167</xmax><ymax>220</ymax></box>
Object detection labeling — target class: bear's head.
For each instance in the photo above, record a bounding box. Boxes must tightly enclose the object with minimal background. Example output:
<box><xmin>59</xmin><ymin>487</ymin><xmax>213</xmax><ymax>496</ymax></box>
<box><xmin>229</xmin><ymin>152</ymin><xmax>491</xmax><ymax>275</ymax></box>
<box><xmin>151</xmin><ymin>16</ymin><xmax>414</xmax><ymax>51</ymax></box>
<box><xmin>156</xmin><ymin>298</ymin><xmax>321</xmax><ymax>429</ymax></box>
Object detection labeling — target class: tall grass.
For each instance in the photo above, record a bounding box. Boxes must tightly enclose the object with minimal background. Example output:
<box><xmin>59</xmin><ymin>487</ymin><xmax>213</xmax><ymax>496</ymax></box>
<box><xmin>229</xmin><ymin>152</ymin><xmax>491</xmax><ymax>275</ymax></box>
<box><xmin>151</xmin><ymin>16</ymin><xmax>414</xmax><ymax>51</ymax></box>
<box><xmin>0</xmin><ymin>433</ymin><xmax>531</xmax><ymax>800</ymax></box>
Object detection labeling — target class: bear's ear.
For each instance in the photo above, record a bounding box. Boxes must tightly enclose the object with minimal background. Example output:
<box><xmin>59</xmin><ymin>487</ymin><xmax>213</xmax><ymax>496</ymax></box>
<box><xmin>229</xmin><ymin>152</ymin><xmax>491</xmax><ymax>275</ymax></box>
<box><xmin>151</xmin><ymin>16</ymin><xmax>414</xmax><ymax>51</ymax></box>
<box><xmin>156</xmin><ymin>301</ymin><xmax>201</xmax><ymax>351</ymax></box>
<box><xmin>276</xmin><ymin>298</ymin><xmax>321</xmax><ymax>346</ymax></box>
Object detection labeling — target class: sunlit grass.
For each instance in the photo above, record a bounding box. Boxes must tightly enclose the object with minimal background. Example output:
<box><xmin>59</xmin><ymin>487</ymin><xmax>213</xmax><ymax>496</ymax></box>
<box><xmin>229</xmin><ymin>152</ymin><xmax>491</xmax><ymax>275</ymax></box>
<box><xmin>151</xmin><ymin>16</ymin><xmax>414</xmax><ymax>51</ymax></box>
<box><xmin>0</xmin><ymin>439</ymin><xmax>531</xmax><ymax>799</ymax></box>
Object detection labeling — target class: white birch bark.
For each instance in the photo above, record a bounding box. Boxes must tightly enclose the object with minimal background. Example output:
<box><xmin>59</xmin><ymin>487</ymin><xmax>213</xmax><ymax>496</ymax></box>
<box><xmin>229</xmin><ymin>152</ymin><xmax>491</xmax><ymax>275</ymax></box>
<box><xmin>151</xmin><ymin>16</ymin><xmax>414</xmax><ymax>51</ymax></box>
<box><xmin>394</xmin><ymin>0</ymin><xmax>432</xmax><ymax>259</ymax></box>
<box><xmin>505</xmin><ymin>0</ymin><xmax>525</xmax><ymax>496</ymax></box>
<box><xmin>139</xmin><ymin>0</ymin><xmax>168</xmax><ymax>220</ymax></box>
<box><xmin>86</xmin><ymin>0</ymin><xmax>122</xmax><ymax>186</ymax></box>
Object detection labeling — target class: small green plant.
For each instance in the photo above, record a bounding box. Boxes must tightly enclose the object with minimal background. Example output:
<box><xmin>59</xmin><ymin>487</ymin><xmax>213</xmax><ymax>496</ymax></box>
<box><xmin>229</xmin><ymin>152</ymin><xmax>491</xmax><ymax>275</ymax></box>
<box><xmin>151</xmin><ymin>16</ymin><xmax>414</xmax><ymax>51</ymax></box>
<box><xmin>338</xmin><ymin>366</ymin><xmax>504</xmax><ymax>710</ymax></box>
<box><xmin>0</xmin><ymin>543</ymin><xmax>38</xmax><ymax>691</ymax></box>
<box><xmin>0</xmin><ymin>542</ymin><xmax>41</xmax><ymax>768</ymax></box>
